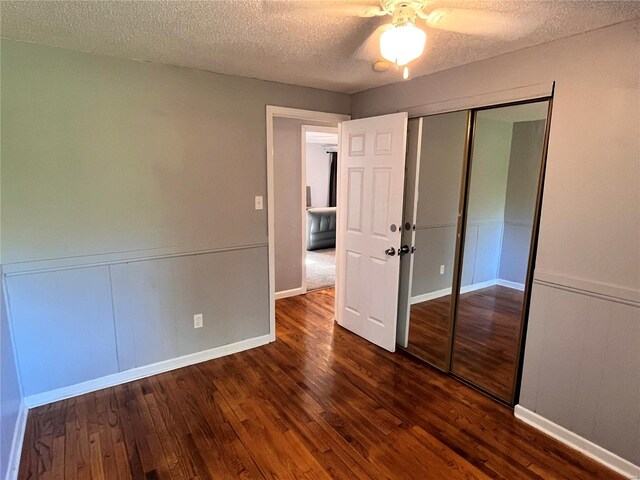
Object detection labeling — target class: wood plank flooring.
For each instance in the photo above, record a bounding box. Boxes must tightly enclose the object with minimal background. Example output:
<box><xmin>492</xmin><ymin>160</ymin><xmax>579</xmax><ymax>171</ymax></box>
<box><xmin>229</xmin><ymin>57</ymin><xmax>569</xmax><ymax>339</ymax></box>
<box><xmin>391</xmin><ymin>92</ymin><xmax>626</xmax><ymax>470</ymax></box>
<box><xmin>407</xmin><ymin>285</ymin><xmax>524</xmax><ymax>401</ymax></box>
<box><xmin>19</xmin><ymin>288</ymin><xmax>622</xmax><ymax>479</ymax></box>
<box><xmin>406</xmin><ymin>294</ymin><xmax>452</xmax><ymax>369</ymax></box>
<box><xmin>452</xmin><ymin>285</ymin><xmax>524</xmax><ymax>401</ymax></box>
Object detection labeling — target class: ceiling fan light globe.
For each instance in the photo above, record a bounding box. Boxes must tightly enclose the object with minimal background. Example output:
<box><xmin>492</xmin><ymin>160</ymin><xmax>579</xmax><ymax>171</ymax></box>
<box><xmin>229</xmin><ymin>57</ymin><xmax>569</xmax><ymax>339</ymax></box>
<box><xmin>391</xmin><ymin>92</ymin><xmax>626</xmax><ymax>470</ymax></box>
<box><xmin>380</xmin><ymin>23</ymin><xmax>426</xmax><ymax>66</ymax></box>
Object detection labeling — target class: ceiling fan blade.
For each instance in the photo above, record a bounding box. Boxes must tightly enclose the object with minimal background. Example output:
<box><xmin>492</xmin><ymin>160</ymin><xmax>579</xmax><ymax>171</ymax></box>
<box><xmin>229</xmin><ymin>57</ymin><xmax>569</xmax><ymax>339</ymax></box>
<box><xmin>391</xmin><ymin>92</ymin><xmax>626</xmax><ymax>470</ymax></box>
<box><xmin>361</xmin><ymin>6</ymin><xmax>388</xmax><ymax>18</ymax></box>
<box><xmin>423</xmin><ymin>8</ymin><xmax>536</xmax><ymax>37</ymax></box>
<box><xmin>353</xmin><ymin>22</ymin><xmax>392</xmax><ymax>61</ymax></box>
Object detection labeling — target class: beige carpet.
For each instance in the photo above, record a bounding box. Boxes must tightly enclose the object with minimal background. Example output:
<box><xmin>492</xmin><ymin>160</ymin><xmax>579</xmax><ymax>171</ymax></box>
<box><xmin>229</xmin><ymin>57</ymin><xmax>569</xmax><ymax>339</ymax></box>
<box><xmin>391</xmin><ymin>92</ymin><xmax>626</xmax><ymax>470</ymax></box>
<box><xmin>306</xmin><ymin>248</ymin><xmax>335</xmax><ymax>291</ymax></box>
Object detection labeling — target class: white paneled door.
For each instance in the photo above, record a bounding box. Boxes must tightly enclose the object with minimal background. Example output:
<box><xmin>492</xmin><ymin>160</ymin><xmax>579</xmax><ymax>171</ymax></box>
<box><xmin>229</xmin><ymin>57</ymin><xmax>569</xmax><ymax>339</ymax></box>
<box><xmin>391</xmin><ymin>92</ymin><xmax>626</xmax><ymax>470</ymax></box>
<box><xmin>336</xmin><ymin>113</ymin><xmax>408</xmax><ymax>352</ymax></box>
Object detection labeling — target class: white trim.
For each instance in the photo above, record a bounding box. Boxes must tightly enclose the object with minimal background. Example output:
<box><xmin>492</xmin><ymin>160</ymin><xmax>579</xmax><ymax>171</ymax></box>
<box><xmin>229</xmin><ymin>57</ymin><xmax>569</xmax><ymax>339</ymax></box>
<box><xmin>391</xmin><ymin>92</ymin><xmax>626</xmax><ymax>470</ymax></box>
<box><xmin>300</xmin><ymin>125</ymin><xmax>308</xmax><ymax>296</ymax></box>
<box><xmin>410</xmin><ymin>279</ymin><xmax>501</xmax><ymax>305</ymax></box>
<box><xmin>514</xmin><ymin>405</ymin><xmax>640</xmax><ymax>479</ymax></box>
<box><xmin>398</xmin><ymin>117</ymin><xmax>423</xmax><ymax>347</ymax></box>
<box><xmin>534</xmin><ymin>270</ymin><xmax>639</xmax><ymax>306</ymax></box>
<box><xmin>4</xmin><ymin>400</ymin><xmax>28</xmax><ymax>480</ymax></box>
<box><xmin>404</xmin><ymin>82</ymin><xmax>554</xmax><ymax>118</ymax></box>
<box><xmin>460</xmin><ymin>279</ymin><xmax>497</xmax><ymax>294</ymax></box>
<box><xmin>301</xmin><ymin>125</ymin><xmax>339</xmax><ymax>297</ymax></box>
<box><xmin>410</xmin><ymin>287</ymin><xmax>451</xmax><ymax>305</ymax></box>
<box><xmin>266</xmin><ymin>106</ymin><xmax>349</xmax><ymax>341</ymax></box>
<box><xmin>4</xmin><ymin>243</ymin><xmax>269</xmax><ymax>277</ymax></box>
<box><xmin>275</xmin><ymin>287</ymin><xmax>306</xmax><ymax>300</ymax></box>
<box><xmin>496</xmin><ymin>279</ymin><xmax>525</xmax><ymax>291</ymax></box>
<box><xmin>2</xmin><ymin>242</ymin><xmax>267</xmax><ymax>277</ymax></box>
<box><xmin>23</xmin><ymin>334</ymin><xmax>271</xmax><ymax>408</ymax></box>
<box><xmin>334</xmin><ymin>123</ymin><xmax>343</xmax><ymax>323</ymax></box>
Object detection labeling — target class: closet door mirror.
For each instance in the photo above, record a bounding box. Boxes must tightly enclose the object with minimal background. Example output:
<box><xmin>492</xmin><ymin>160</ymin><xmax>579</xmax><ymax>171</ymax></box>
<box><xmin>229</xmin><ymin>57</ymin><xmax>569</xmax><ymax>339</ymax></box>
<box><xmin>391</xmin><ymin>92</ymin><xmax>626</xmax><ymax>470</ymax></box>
<box><xmin>451</xmin><ymin>100</ymin><xmax>550</xmax><ymax>402</ymax></box>
<box><xmin>405</xmin><ymin>111</ymin><xmax>469</xmax><ymax>369</ymax></box>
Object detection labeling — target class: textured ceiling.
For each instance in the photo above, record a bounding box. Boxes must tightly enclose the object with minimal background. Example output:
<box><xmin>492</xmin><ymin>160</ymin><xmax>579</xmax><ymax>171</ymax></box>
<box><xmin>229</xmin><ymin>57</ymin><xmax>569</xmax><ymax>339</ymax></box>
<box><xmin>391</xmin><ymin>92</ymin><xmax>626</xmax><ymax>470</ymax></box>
<box><xmin>2</xmin><ymin>1</ymin><xmax>640</xmax><ymax>94</ymax></box>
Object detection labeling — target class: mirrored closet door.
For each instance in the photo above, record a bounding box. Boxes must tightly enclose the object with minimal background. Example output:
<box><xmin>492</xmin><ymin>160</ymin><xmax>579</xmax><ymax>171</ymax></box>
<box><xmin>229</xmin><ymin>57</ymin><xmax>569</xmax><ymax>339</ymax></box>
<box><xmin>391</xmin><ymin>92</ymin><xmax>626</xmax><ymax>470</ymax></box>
<box><xmin>398</xmin><ymin>99</ymin><xmax>552</xmax><ymax>405</ymax></box>
<box><xmin>399</xmin><ymin>111</ymin><xmax>469</xmax><ymax>370</ymax></box>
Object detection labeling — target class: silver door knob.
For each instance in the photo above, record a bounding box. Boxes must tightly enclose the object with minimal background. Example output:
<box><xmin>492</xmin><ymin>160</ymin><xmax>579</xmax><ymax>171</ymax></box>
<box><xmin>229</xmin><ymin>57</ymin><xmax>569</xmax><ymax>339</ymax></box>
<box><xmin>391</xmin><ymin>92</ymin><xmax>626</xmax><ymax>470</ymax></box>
<box><xmin>385</xmin><ymin>247</ymin><xmax>396</xmax><ymax>256</ymax></box>
<box><xmin>398</xmin><ymin>245</ymin><xmax>410</xmax><ymax>256</ymax></box>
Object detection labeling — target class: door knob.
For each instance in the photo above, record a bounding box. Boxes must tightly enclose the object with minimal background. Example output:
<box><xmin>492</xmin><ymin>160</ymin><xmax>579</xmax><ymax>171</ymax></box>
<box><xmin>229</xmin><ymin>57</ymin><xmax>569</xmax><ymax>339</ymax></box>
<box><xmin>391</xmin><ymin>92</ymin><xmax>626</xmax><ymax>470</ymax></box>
<box><xmin>398</xmin><ymin>245</ymin><xmax>410</xmax><ymax>256</ymax></box>
<box><xmin>384</xmin><ymin>247</ymin><xmax>396</xmax><ymax>256</ymax></box>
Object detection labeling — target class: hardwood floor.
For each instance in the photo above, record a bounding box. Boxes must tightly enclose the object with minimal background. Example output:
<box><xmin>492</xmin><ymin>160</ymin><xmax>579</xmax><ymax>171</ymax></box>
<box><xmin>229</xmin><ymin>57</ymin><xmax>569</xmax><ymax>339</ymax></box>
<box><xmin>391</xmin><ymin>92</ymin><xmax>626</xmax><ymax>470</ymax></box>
<box><xmin>452</xmin><ymin>285</ymin><xmax>524</xmax><ymax>401</ymax></box>
<box><xmin>407</xmin><ymin>285</ymin><xmax>524</xmax><ymax>401</ymax></box>
<box><xmin>19</xmin><ymin>288</ymin><xmax>621</xmax><ymax>479</ymax></box>
<box><xmin>406</xmin><ymin>294</ymin><xmax>452</xmax><ymax>369</ymax></box>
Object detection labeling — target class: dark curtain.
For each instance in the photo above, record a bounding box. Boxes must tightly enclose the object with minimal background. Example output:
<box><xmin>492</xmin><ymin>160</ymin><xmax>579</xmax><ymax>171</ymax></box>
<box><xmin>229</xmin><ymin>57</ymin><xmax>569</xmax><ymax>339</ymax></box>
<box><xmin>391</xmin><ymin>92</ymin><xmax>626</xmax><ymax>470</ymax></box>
<box><xmin>328</xmin><ymin>152</ymin><xmax>338</xmax><ymax>207</ymax></box>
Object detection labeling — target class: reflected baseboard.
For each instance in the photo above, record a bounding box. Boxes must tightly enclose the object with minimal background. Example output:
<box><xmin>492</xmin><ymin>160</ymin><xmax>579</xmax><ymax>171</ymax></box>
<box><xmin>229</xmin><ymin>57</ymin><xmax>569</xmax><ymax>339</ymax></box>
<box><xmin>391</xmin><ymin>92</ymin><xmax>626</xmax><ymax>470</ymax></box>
<box><xmin>410</xmin><ymin>278</ymin><xmax>525</xmax><ymax>305</ymax></box>
<box><xmin>410</xmin><ymin>287</ymin><xmax>452</xmax><ymax>304</ymax></box>
<box><xmin>496</xmin><ymin>279</ymin><xmax>525</xmax><ymax>291</ymax></box>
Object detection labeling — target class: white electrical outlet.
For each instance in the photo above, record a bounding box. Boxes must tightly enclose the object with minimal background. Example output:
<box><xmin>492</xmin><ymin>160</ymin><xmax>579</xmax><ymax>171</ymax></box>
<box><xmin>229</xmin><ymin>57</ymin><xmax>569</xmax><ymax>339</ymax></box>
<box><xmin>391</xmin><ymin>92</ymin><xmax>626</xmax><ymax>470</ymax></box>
<box><xmin>440</xmin><ymin>265</ymin><xmax>445</xmax><ymax>275</ymax></box>
<box><xmin>193</xmin><ymin>314</ymin><xmax>203</xmax><ymax>329</ymax></box>
<box><xmin>255</xmin><ymin>195</ymin><xmax>264</xmax><ymax>210</ymax></box>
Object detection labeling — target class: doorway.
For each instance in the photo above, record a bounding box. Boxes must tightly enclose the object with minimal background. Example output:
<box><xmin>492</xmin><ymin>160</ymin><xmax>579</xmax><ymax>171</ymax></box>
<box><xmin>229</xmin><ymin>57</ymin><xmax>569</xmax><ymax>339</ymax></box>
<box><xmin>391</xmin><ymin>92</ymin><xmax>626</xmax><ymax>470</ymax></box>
<box><xmin>303</xmin><ymin>126</ymin><xmax>338</xmax><ymax>292</ymax></box>
<box><xmin>266</xmin><ymin>100</ymin><xmax>552</xmax><ymax>401</ymax></box>
<box><xmin>398</xmin><ymin>99</ymin><xmax>553</xmax><ymax>405</ymax></box>
<box><xmin>266</xmin><ymin>106</ymin><xmax>349</xmax><ymax>338</ymax></box>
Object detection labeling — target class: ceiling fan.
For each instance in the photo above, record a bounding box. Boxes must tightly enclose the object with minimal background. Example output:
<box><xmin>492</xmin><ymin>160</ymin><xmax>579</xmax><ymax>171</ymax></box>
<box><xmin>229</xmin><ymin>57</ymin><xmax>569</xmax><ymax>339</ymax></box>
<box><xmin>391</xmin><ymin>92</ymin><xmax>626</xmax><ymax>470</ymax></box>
<box><xmin>294</xmin><ymin>0</ymin><xmax>532</xmax><ymax>80</ymax></box>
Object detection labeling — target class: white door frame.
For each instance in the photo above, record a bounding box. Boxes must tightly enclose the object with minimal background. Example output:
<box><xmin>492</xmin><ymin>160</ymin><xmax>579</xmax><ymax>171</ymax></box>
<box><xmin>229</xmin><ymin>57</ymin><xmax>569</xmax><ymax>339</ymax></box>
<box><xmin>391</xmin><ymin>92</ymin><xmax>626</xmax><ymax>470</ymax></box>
<box><xmin>266</xmin><ymin>106</ymin><xmax>350</xmax><ymax>341</ymax></box>
<box><xmin>300</xmin><ymin>125</ymin><xmax>339</xmax><ymax>295</ymax></box>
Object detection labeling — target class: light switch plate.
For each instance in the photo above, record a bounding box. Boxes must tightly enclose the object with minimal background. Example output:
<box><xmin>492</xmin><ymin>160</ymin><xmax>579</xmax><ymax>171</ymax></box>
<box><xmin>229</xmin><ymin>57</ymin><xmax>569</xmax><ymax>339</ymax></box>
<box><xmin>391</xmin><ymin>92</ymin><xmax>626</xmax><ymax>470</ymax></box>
<box><xmin>255</xmin><ymin>196</ymin><xmax>264</xmax><ymax>210</ymax></box>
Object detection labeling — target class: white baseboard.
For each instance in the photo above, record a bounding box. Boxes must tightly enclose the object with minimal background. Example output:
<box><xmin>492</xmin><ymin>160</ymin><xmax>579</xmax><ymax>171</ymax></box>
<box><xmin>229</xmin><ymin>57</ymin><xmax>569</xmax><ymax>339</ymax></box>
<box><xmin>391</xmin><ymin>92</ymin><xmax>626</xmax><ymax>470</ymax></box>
<box><xmin>24</xmin><ymin>334</ymin><xmax>272</xmax><ymax>408</ymax></box>
<box><xmin>514</xmin><ymin>405</ymin><xmax>640</xmax><ymax>479</ymax></box>
<box><xmin>275</xmin><ymin>287</ymin><xmax>305</xmax><ymax>300</ymax></box>
<box><xmin>410</xmin><ymin>287</ymin><xmax>451</xmax><ymax>305</ymax></box>
<box><xmin>497</xmin><ymin>279</ymin><xmax>525</xmax><ymax>291</ymax></box>
<box><xmin>410</xmin><ymin>278</ymin><xmax>527</xmax><ymax>305</ymax></box>
<box><xmin>460</xmin><ymin>279</ymin><xmax>497</xmax><ymax>294</ymax></box>
<box><xmin>5</xmin><ymin>400</ymin><xmax>28</xmax><ymax>480</ymax></box>
<box><xmin>411</xmin><ymin>279</ymin><xmax>499</xmax><ymax>305</ymax></box>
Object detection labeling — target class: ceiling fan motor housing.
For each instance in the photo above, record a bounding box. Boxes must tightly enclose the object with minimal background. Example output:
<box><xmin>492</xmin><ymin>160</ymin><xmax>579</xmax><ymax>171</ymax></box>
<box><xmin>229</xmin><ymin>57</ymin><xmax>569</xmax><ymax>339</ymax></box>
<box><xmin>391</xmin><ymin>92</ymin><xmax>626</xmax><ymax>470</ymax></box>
<box><xmin>381</xmin><ymin>0</ymin><xmax>427</xmax><ymax>24</ymax></box>
<box><xmin>392</xmin><ymin>3</ymin><xmax>417</xmax><ymax>26</ymax></box>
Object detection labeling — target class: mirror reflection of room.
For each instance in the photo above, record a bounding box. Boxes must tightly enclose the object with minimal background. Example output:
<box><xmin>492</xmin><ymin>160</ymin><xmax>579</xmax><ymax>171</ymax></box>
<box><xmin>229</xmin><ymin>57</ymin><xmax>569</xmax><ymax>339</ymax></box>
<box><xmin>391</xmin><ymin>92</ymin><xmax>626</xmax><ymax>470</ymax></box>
<box><xmin>305</xmin><ymin>130</ymin><xmax>338</xmax><ymax>291</ymax></box>
<box><xmin>406</xmin><ymin>111</ymin><xmax>468</xmax><ymax>369</ymax></box>
<box><xmin>403</xmin><ymin>100</ymin><xmax>550</xmax><ymax>405</ymax></box>
<box><xmin>451</xmin><ymin>101</ymin><xmax>548</xmax><ymax>402</ymax></box>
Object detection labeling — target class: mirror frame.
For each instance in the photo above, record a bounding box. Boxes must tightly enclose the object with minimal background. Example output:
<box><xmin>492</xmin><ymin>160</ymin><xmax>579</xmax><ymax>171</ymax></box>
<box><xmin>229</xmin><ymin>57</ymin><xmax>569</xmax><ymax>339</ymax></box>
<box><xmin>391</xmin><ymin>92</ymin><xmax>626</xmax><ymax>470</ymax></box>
<box><xmin>400</xmin><ymin>95</ymin><xmax>555</xmax><ymax>406</ymax></box>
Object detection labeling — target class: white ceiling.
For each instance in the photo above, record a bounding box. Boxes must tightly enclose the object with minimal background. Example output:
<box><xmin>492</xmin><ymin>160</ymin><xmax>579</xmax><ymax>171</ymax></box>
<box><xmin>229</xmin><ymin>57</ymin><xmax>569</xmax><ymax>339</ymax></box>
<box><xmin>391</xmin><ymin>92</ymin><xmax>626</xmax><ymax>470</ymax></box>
<box><xmin>2</xmin><ymin>1</ymin><xmax>640</xmax><ymax>94</ymax></box>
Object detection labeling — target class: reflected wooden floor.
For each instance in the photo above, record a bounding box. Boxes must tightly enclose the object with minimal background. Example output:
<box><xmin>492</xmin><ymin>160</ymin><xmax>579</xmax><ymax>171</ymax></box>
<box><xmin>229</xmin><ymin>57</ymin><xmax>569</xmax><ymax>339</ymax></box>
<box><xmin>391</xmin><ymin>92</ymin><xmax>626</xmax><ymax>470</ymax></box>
<box><xmin>19</xmin><ymin>288</ymin><xmax>621</xmax><ymax>479</ymax></box>
<box><xmin>452</xmin><ymin>285</ymin><xmax>524</xmax><ymax>401</ymax></box>
<box><xmin>407</xmin><ymin>285</ymin><xmax>524</xmax><ymax>400</ymax></box>
<box><xmin>407</xmin><ymin>294</ymin><xmax>452</xmax><ymax>369</ymax></box>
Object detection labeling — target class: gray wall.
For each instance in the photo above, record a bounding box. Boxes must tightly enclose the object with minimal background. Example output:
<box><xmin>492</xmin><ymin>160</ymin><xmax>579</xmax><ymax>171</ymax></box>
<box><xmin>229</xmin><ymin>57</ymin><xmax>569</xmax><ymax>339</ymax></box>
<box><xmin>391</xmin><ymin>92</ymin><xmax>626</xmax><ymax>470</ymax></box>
<box><xmin>462</xmin><ymin>117</ymin><xmax>512</xmax><ymax>286</ymax></box>
<box><xmin>7</xmin><ymin>248</ymin><xmax>268</xmax><ymax>397</ymax></box>
<box><xmin>411</xmin><ymin>115</ymin><xmax>513</xmax><ymax>298</ymax></box>
<box><xmin>466</xmin><ymin>118</ymin><xmax>512</xmax><ymax>224</ymax></box>
<box><xmin>273</xmin><ymin>117</ymin><xmax>338</xmax><ymax>293</ymax></box>
<box><xmin>411</xmin><ymin>111</ymin><xmax>466</xmax><ymax>297</ymax></box>
<box><xmin>499</xmin><ymin>120</ymin><xmax>546</xmax><ymax>284</ymax></box>
<box><xmin>354</xmin><ymin>20</ymin><xmax>640</xmax><ymax>465</ymax></box>
<box><xmin>1</xmin><ymin>39</ymin><xmax>349</xmax><ymax>398</ymax></box>
<box><xmin>1</xmin><ymin>266</ymin><xmax>22</xmax><ymax>480</ymax></box>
